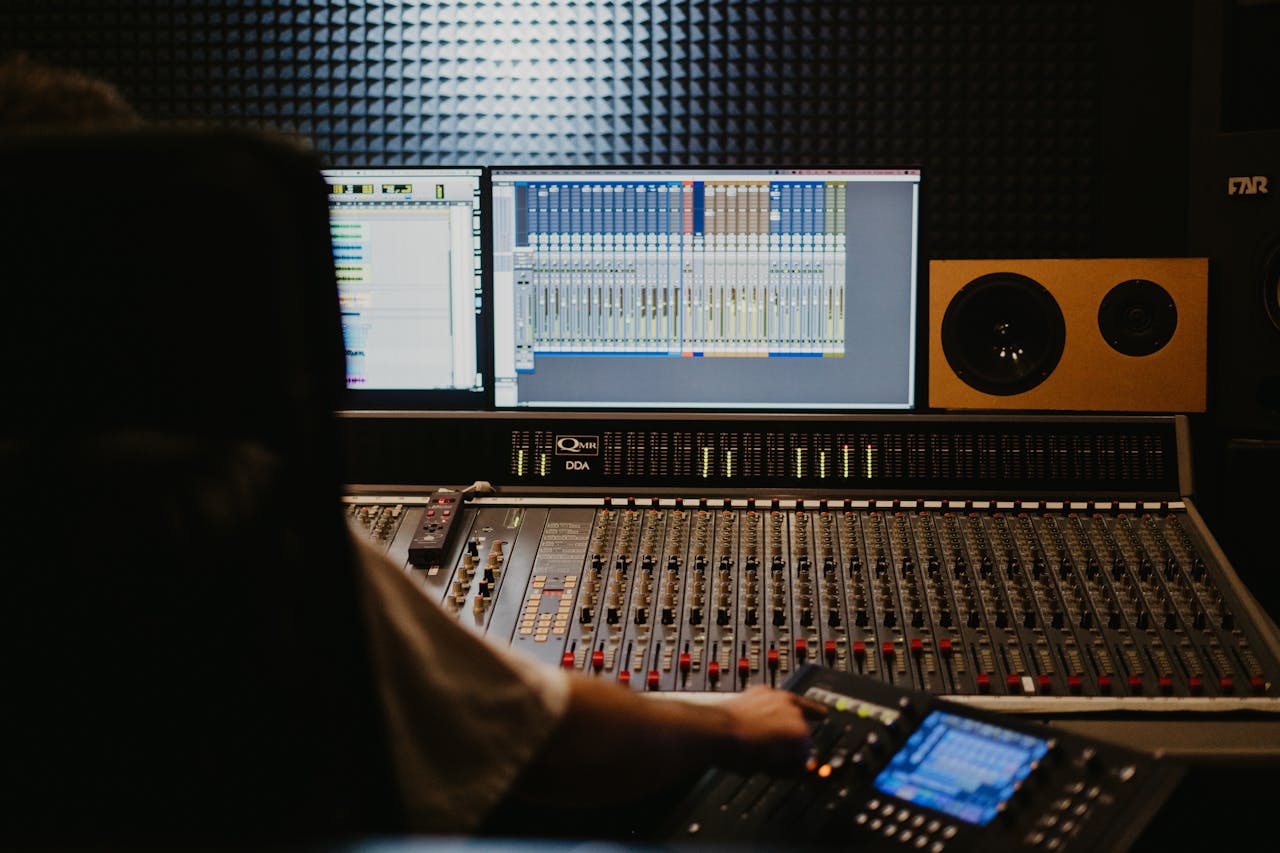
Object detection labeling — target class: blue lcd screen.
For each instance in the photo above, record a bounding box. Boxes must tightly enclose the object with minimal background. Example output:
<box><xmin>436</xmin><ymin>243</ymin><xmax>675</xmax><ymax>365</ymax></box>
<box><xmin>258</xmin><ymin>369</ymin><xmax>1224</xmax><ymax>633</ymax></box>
<box><xmin>873</xmin><ymin>711</ymin><xmax>1050</xmax><ymax>826</ymax></box>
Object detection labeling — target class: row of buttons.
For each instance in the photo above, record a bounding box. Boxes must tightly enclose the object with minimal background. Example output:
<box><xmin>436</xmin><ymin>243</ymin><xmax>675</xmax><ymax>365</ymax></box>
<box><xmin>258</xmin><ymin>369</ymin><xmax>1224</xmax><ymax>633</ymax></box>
<box><xmin>1021</xmin><ymin>778</ymin><xmax>1117</xmax><ymax>848</ymax></box>
<box><xmin>855</xmin><ymin>798</ymin><xmax>959</xmax><ymax>852</ymax></box>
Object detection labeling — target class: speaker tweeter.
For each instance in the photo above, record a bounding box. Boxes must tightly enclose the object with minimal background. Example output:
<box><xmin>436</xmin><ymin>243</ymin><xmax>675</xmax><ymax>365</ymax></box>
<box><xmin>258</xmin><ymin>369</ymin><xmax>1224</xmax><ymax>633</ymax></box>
<box><xmin>1098</xmin><ymin>279</ymin><xmax>1177</xmax><ymax>356</ymax></box>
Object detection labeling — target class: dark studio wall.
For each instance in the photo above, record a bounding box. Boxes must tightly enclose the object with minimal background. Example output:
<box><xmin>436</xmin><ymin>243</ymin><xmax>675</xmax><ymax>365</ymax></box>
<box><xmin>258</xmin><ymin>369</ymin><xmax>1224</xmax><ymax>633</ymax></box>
<box><xmin>17</xmin><ymin>2</ymin><xmax>1280</xmax><ymax>610</ymax></box>
<box><xmin>1</xmin><ymin>0</ymin><xmax>1192</xmax><ymax>261</ymax></box>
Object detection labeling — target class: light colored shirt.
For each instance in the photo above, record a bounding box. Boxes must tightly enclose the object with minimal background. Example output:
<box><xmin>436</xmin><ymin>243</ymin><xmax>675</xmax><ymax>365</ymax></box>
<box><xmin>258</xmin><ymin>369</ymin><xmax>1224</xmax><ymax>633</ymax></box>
<box><xmin>354</xmin><ymin>536</ymin><xmax>571</xmax><ymax>833</ymax></box>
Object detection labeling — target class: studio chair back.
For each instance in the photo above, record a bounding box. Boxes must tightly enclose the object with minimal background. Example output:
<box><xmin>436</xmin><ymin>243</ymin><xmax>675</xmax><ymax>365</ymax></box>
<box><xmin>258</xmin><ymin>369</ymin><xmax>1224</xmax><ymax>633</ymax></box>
<box><xmin>0</xmin><ymin>129</ymin><xmax>401</xmax><ymax>845</ymax></box>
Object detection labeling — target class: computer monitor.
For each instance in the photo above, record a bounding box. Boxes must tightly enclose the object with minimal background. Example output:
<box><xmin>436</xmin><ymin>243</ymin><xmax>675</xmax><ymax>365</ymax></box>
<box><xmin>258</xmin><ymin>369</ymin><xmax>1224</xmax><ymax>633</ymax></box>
<box><xmin>488</xmin><ymin>167</ymin><xmax>920</xmax><ymax>410</ymax></box>
<box><xmin>323</xmin><ymin>167</ymin><xmax>487</xmax><ymax>408</ymax></box>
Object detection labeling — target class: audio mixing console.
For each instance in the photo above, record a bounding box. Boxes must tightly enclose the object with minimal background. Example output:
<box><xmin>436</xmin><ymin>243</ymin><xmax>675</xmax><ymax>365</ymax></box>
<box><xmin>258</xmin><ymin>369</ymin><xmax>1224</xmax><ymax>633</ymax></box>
<box><xmin>351</xmin><ymin>494</ymin><xmax>1277</xmax><ymax>701</ymax></box>
<box><xmin>342</xmin><ymin>414</ymin><xmax>1280</xmax><ymax>760</ymax></box>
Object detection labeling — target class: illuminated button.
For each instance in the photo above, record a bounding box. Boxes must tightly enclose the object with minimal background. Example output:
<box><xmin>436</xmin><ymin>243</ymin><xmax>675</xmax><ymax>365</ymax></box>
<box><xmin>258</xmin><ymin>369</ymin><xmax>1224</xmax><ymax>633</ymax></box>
<box><xmin>1068</xmin><ymin>674</ymin><xmax>1083</xmax><ymax>694</ymax></box>
<box><xmin>1252</xmin><ymin>675</ymin><xmax>1267</xmax><ymax>695</ymax></box>
<box><xmin>853</xmin><ymin>641</ymin><xmax>867</xmax><ymax>659</ymax></box>
<box><xmin>618</xmin><ymin>670</ymin><xmax>631</xmax><ymax>685</ymax></box>
<box><xmin>977</xmin><ymin>673</ymin><xmax>991</xmax><ymax>693</ymax></box>
<box><xmin>679</xmin><ymin>652</ymin><xmax>692</xmax><ymax>674</ymax></box>
<box><xmin>939</xmin><ymin>638</ymin><xmax>952</xmax><ymax>653</ymax></box>
<box><xmin>561</xmin><ymin>652</ymin><xmax>575</xmax><ymax>669</ymax></box>
<box><xmin>882</xmin><ymin>641</ymin><xmax>896</xmax><ymax>658</ymax></box>
<box><xmin>825</xmin><ymin>640</ymin><xmax>838</xmax><ymax>663</ymax></box>
<box><xmin>1220</xmin><ymin>676</ymin><xmax>1234</xmax><ymax>695</ymax></box>
<box><xmin>767</xmin><ymin>647</ymin><xmax>780</xmax><ymax>671</ymax></box>
<box><xmin>941</xmin><ymin>825</ymin><xmax>958</xmax><ymax>839</ymax></box>
<box><xmin>1159</xmin><ymin>675</ymin><xmax>1174</xmax><ymax>695</ymax></box>
<box><xmin>884</xmin><ymin>825</ymin><xmax>897</xmax><ymax>838</ymax></box>
<box><xmin>1128</xmin><ymin>674</ymin><xmax>1143</xmax><ymax>693</ymax></box>
<box><xmin>591</xmin><ymin>650</ymin><xmax>605</xmax><ymax>672</ymax></box>
<box><xmin>882</xmin><ymin>804</ymin><xmax>896</xmax><ymax>817</ymax></box>
<box><xmin>911</xmin><ymin>815</ymin><xmax>925</xmax><ymax>828</ymax></box>
<box><xmin>1098</xmin><ymin>674</ymin><xmax>1112</xmax><ymax>694</ymax></box>
<box><xmin>1007</xmin><ymin>674</ymin><xmax>1022</xmax><ymax>693</ymax></box>
<box><xmin>795</xmin><ymin>638</ymin><xmax>808</xmax><ymax>662</ymax></box>
<box><xmin>1038</xmin><ymin>674</ymin><xmax>1052</xmax><ymax>694</ymax></box>
<box><xmin>738</xmin><ymin>657</ymin><xmax>751</xmax><ymax>680</ymax></box>
<box><xmin>1189</xmin><ymin>676</ymin><xmax>1203</xmax><ymax>695</ymax></box>
<box><xmin>647</xmin><ymin>670</ymin><xmax>661</xmax><ymax>690</ymax></box>
<box><xmin>910</xmin><ymin>638</ymin><xmax>924</xmax><ymax>657</ymax></box>
<box><xmin>897</xmin><ymin>809</ymin><xmax>910</xmax><ymax>823</ymax></box>
<box><xmin>913</xmin><ymin>837</ymin><xmax>928</xmax><ymax>849</ymax></box>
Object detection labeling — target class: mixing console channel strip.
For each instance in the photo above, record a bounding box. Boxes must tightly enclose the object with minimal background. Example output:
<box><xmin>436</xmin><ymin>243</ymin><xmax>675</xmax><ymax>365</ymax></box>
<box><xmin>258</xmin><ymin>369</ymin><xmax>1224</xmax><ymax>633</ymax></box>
<box><xmin>341</xmin><ymin>414</ymin><xmax>1280</xmax><ymax>759</ymax></box>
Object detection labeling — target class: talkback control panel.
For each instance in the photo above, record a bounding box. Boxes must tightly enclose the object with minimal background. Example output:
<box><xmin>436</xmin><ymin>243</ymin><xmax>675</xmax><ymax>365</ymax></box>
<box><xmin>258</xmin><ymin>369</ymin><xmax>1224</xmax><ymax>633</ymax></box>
<box><xmin>659</xmin><ymin>664</ymin><xmax>1184</xmax><ymax>851</ymax></box>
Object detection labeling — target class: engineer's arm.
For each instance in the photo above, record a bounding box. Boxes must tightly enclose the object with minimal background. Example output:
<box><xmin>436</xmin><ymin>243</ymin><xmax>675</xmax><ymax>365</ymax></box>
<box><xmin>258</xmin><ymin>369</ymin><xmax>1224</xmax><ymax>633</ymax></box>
<box><xmin>354</xmin><ymin>533</ymin><xmax>821</xmax><ymax>833</ymax></box>
<box><xmin>508</xmin><ymin>678</ymin><xmax>822</xmax><ymax>807</ymax></box>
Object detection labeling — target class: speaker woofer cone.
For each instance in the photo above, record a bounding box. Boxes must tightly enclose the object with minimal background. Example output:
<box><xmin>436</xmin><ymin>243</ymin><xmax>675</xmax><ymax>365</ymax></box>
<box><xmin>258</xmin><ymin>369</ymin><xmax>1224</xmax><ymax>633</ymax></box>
<box><xmin>1263</xmin><ymin>243</ymin><xmax>1280</xmax><ymax>334</ymax></box>
<box><xmin>940</xmin><ymin>272</ymin><xmax>1066</xmax><ymax>396</ymax></box>
<box><xmin>1098</xmin><ymin>278</ymin><xmax>1177</xmax><ymax>356</ymax></box>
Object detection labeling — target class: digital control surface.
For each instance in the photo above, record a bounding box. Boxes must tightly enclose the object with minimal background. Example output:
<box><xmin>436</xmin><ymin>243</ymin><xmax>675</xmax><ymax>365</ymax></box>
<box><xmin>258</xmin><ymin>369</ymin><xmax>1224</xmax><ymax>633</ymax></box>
<box><xmin>661</xmin><ymin>664</ymin><xmax>1184</xmax><ymax>851</ymax></box>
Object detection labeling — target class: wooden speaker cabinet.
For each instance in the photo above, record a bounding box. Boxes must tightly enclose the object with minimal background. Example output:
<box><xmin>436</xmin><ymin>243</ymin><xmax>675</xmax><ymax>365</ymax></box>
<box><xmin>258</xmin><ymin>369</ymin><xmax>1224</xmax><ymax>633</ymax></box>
<box><xmin>928</xmin><ymin>258</ymin><xmax>1208</xmax><ymax>412</ymax></box>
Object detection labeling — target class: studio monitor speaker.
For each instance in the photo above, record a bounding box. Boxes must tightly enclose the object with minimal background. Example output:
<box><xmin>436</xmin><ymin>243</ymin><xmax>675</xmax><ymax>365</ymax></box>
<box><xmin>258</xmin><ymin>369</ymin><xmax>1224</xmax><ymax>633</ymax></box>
<box><xmin>928</xmin><ymin>258</ymin><xmax>1208</xmax><ymax>412</ymax></box>
<box><xmin>1190</xmin><ymin>129</ymin><xmax>1280</xmax><ymax>437</ymax></box>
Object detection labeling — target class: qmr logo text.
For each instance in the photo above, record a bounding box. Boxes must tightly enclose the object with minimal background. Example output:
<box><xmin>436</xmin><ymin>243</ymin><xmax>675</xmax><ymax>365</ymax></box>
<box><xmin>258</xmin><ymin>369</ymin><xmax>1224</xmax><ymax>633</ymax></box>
<box><xmin>555</xmin><ymin>435</ymin><xmax>600</xmax><ymax>456</ymax></box>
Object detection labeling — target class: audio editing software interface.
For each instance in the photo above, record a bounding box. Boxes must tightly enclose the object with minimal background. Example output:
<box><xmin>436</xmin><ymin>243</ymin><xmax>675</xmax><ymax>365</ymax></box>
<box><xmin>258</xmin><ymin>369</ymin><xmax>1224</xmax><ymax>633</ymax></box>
<box><xmin>324</xmin><ymin>167</ymin><xmax>484</xmax><ymax>395</ymax></box>
<box><xmin>489</xmin><ymin>168</ymin><xmax>920</xmax><ymax>409</ymax></box>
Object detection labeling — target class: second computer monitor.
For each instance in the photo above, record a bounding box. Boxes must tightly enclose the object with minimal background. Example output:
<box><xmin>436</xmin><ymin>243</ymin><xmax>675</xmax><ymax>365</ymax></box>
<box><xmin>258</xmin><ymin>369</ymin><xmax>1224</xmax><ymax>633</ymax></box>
<box><xmin>489</xmin><ymin>167</ymin><xmax>920</xmax><ymax>410</ymax></box>
<box><xmin>324</xmin><ymin>166</ymin><xmax>486</xmax><ymax>408</ymax></box>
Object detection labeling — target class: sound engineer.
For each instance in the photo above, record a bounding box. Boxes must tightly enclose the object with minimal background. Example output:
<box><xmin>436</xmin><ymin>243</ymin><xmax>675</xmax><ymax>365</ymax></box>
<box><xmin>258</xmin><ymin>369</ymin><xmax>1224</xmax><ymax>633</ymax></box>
<box><xmin>0</xmin><ymin>55</ymin><xmax>823</xmax><ymax>843</ymax></box>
